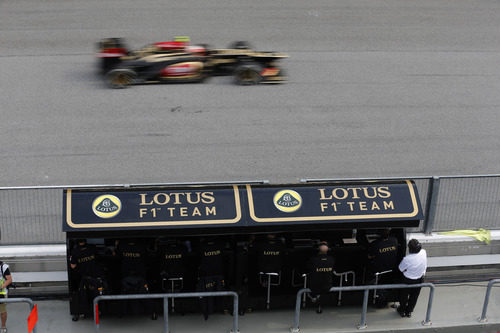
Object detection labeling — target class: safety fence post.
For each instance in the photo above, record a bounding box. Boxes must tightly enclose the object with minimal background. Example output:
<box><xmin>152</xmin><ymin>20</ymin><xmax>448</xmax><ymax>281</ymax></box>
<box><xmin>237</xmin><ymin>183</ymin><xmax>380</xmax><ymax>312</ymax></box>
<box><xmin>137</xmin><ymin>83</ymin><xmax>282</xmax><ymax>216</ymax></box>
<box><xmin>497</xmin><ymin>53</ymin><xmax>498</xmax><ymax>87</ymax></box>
<box><xmin>0</xmin><ymin>297</ymin><xmax>37</xmax><ymax>333</ymax></box>
<box><xmin>231</xmin><ymin>290</ymin><xmax>239</xmax><ymax>333</ymax></box>
<box><xmin>358</xmin><ymin>289</ymin><xmax>369</xmax><ymax>329</ymax></box>
<box><xmin>94</xmin><ymin>301</ymin><xmax>99</xmax><ymax>333</ymax></box>
<box><xmin>423</xmin><ymin>176</ymin><xmax>440</xmax><ymax>235</ymax></box>
<box><xmin>163</xmin><ymin>297</ymin><xmax>169</xmax><ymax>333</ymax></box>
<box><xmin>423</xmin><ymin>283</ymin><xmax>434</xmax><ymax>326</ymax></box>
<box><xmin>479</xmin><ymin>279</ymin><xmax>500</xmax><ymax>322</ymax></box>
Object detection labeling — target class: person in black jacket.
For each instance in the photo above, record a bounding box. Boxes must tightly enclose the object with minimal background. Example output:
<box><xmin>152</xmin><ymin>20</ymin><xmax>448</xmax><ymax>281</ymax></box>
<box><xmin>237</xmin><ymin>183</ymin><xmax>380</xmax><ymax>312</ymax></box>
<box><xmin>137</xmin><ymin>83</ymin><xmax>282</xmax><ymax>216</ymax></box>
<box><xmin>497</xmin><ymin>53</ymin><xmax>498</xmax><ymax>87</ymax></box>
<box><xmin>70</xmin><ymin>239</ymin><xmax>106</xmax><ymax>321</ymax></box>
<box><xmin>116</xmin><ymin>240</ymin><xmax>147</xmax><ymax>279</ymax></box>
<box><xmin>367</xmin><ymin>229</ymin><xmax>399</xmax><ymax>276</ymax></box>
<box><xmin>115</xmin><ymin>239</ymin><xmax>151</xmax><ymax>316</ymax></box>
<box><xmin>307</xmin><ymin>241</ymin><xmax>335</xmax><ymax>314</ymax></box>
<box><xmin>70</xmin><ymin>239</ymin><xmax>100</xmax><ymax>277</ymax></box>
<box><xmin>161</xmin><ymin>240</ymin><xmax>188</xmax><ymax>281</ymax></box>
<box><xmin>255</xmin><ymin>234</ymin><xmax>286</xmax><ymax>280</ymax></box>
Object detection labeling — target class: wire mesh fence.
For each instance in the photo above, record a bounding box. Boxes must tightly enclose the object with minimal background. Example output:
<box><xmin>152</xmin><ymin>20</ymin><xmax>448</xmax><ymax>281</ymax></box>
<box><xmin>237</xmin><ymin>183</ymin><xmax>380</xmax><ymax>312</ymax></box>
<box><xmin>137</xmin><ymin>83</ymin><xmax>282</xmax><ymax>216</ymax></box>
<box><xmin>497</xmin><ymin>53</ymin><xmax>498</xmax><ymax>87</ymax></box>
<box><xmin>0</xmin><ymin>175</ymin><xmax>499</xmax><ymax>245</ymax></box>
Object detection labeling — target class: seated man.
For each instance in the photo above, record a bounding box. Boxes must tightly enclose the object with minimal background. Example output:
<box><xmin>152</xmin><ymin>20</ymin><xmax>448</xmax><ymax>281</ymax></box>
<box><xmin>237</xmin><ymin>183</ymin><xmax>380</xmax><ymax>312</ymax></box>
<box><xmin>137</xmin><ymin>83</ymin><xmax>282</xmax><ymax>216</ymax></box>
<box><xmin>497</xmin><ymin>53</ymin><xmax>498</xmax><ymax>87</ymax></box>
<box><xmin>254</xmin><ymin>234</ymin><xmax>287</xmax><ymax>310</ymax></box>
<box><xmin>198</xmin><ymin>238</ymin><xmax>226</xmax><ymax>320</ymax></box>
<box><xmin>159</xmin><ymin>240</ymin><xmax>188</xmax><ymax>314</ymax></box>
<box><xmin>307</xmin><ymin>241</ymin><xmax>335</xmax><ymax>314</ymax></box>
<box><xmin>116</xmin><ymin>239</ymin><xmax>151</xmax><ymax>316</ymax></box>
<box><xmin>198</xmin><ymin>238</ymin><xmax>225</xmax><ymax>278</ymax></box>
<box><xmin>161</xmin><ymin>240</ymin><xmax>187</xmax><ymax>282</ymax></box>
<box><xmin>116</xmin><ymin>239</ymin><xmax>148</xmax><ymax>290</ymax></box>
<box><xmin>255</xmin><ymin>234</ymin><xmax>286</xmax><ymax>278</ymax></box>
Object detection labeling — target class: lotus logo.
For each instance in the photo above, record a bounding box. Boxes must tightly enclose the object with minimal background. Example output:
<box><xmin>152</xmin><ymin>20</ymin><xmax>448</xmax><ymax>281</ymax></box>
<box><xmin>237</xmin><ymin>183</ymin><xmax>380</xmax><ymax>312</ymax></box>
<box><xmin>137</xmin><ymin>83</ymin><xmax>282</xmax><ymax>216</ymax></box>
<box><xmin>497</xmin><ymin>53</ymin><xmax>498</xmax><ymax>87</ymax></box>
<box><xmin>92</xmin><ymin>194</ymin><xmax>122</xmax><ymax>219</ymax></box>
<box><xmin>273</xmin><ymin>190</ymin><xmax>302</xmax><ymax>213</ymax></box>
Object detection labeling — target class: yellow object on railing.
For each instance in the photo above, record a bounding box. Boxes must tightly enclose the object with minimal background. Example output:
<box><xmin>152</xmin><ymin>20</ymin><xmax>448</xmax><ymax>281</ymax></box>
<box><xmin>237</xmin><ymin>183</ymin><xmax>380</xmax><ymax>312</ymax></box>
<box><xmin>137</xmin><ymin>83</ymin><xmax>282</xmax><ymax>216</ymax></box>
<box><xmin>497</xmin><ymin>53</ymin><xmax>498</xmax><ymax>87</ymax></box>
<box><xmin>438</xmin><ymin>228</ymin><xmax>491</xmax><ymax>244</ymax></box>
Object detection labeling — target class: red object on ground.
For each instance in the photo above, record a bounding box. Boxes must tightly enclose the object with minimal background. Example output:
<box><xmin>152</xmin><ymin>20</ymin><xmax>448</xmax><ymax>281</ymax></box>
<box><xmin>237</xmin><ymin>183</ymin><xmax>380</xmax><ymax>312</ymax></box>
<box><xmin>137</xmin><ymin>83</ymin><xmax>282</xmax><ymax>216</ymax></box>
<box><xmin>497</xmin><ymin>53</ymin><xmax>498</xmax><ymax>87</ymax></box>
<box><xmin>27</xmin><ymin>304</ymin><xmax>38</xmax><ymax>333</ymax></box>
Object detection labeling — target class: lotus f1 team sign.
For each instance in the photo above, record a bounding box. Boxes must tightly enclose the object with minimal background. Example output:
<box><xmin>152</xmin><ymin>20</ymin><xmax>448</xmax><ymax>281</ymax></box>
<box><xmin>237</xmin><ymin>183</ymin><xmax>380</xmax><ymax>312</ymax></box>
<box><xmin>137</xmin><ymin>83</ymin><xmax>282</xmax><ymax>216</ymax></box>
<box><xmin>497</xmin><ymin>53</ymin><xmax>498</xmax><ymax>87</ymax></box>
<box><xmin>63</xmin><ymin>180</ymin><xmax>422</xmax><ymax>231</ymax></box>
<box><xmin>64</xmin><ymin>186</ymin><xmax>242</xmax><ymax>230</ymax></box>
<box><xmin>247</xmin><ymin>180</ymin><xmax>420</xmax><ymax>224</ymax></box>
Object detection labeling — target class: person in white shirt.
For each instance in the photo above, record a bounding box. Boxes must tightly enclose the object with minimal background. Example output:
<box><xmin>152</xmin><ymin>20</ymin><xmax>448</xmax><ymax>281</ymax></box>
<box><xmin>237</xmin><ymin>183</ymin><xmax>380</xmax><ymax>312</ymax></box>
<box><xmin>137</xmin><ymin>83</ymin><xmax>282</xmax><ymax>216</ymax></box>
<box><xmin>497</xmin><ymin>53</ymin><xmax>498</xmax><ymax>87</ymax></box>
<box><xmin>397</xmin><ymin>239</ymin><xmax>427</xmax><ymax>318</ymax></box>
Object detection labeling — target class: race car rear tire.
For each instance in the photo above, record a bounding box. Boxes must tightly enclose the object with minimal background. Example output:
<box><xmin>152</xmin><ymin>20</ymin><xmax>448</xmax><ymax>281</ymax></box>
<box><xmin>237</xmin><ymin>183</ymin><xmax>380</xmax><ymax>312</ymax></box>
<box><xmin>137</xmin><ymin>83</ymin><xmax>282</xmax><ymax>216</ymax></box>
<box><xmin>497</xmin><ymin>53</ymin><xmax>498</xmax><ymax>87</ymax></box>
<box><xmin>234</xmin><ymin>64</ymin><xmax>263</xmax><ymax>85</ymax></box>
<box><xmin>106</xmin><ymin>69</ymin><xmax>136</xmax><ymax>89</ymax></box>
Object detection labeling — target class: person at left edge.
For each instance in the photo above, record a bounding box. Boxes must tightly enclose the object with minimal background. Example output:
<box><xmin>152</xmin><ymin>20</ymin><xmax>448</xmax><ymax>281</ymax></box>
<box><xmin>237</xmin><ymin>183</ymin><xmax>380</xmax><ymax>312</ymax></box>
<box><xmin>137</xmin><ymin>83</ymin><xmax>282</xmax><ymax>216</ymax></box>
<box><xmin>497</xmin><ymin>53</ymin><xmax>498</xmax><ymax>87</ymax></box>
<box><xmin>0</xmin><ymin>260</ymin><xmax>12</xmax><ymax>333</ymax></box>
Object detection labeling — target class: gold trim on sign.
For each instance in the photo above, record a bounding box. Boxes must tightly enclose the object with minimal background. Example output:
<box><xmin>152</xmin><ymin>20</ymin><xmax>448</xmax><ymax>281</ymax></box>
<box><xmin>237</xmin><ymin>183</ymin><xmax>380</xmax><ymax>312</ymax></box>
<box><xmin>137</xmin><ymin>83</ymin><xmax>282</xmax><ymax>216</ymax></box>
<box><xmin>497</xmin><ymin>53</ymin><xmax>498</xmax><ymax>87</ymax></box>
<box><xmin>246</xmin><ymin>180</ymin><xmax>420</xmax><ymax>223</ymax></box>
<box><xmin>65</xmin><ymin>186</ymin><xmax>242</xmax><ymax>229</ymax></box>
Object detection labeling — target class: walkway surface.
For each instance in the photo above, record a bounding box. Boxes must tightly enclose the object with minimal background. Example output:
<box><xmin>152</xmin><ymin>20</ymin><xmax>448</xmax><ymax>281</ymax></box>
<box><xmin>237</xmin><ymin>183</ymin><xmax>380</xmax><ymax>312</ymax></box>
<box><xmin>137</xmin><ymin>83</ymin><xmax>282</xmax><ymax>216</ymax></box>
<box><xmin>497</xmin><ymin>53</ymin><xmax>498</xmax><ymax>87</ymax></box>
<box><xmin>4</xmin><ymin>282</ymin><xmax>500</xmax><ymax>332</ymax></box>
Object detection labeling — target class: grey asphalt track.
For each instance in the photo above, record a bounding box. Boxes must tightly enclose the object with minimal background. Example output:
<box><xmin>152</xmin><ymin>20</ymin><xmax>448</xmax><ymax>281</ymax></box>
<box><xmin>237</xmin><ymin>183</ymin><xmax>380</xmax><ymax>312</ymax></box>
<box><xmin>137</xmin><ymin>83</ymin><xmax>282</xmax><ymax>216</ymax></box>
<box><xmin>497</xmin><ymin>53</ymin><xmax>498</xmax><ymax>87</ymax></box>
<box><xmin>1</xmin><ymin>0</ymin><xmax>499</xmax><ymax>187</ymax></box>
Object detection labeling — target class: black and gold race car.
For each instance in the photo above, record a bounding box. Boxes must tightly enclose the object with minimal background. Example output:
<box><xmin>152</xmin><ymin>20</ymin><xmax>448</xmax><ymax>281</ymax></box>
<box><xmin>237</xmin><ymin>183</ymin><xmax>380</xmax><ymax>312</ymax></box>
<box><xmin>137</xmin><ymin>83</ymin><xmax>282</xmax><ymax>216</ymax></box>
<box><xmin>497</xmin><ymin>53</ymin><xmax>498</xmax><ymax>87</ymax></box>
<box><xmin>97</xmin><ymin>37</ymin><xmax>287</xmax><ymax>88</ymax></box>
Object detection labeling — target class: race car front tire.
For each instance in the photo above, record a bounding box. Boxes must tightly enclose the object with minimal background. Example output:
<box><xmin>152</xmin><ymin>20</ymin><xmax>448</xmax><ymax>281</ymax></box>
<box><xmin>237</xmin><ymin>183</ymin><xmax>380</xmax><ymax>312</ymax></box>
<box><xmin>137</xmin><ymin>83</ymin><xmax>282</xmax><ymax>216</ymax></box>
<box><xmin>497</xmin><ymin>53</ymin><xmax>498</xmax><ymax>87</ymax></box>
<box><xmin>105</xmin><ymin>69</ymin><xmax>136</xmax><ymax>88</ymax></box>
<box><xmin>233</xmin><ymin>63</ymin><xmax>263</xmax><ymax>85</ymax></box>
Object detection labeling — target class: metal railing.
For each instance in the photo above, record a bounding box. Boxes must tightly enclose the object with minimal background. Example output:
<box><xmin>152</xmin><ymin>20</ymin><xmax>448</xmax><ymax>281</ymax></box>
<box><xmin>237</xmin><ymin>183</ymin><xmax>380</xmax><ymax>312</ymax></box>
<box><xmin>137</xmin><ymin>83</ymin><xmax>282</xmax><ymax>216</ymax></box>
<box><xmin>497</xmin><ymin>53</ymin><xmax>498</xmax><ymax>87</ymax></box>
<box><xmin>0</xmin><ymin>297</ymin><xmax>37</xmax><ymax>333</ymax></box>
<box><xmin>478</xmin><ymin>279</ymin><xmax>500</xmax><ymax>322</ymax></box>
<box><xmin>93</xmin><ymin>291</ymin><xmax>239</xmax><ymax>333</ymax></box>
<box><xmin>291</xmin><ymin>283</ymin><xmax>435</xmax><ymax>332</ymax></box>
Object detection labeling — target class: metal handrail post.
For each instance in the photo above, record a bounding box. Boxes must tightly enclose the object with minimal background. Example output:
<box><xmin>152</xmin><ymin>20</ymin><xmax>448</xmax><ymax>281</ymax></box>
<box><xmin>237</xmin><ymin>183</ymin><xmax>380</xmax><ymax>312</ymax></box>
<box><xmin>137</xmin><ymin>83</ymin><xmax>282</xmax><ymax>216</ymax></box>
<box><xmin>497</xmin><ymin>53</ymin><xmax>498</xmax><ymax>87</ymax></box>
<box><xmin>338</xmin><ymin>272</ymin><xmax>344</xmax><ymax>306</ymax></box>
<box><xmin>267</xmin><ymin>274</ymin><xmax>272</xmax><ymax>310</ymax></box>
<box><xmin>479</xmin><ymin>279</ymin><xmax>500</xmax><ymax>322</ymax></box>
<box><xmin>373</xmin><ymin>270</ymin><xmax>392</xmax><ymax>304</ymax></box>
<box><xmin>232</xmin><ymin>290</ymin><xmax>239</xmax><ymax>333</ymax></box>
<box><xmin>302</xmin><ymin>275</ymin><xmax>308</xmax><ymax>309</ymax></box>
<box><xmin>423</xmin><ymin>283</ymin><xmax>434</xmax><ymax>326</ymax></box>
<box><xmin>358</xmin><ymin>289</ymin><xmax>369</xmax><ymax>330</ymax></box>
<box><xmin>94</xmin><ymin>297</ymin><xmax>99</xmax><ymax>333</ymax></box>
<box><xmin>164</xmin><ymin>297</ymin><xmax>169</xmax><ymax>333</ymax></box>
<box><xmin>291</xmin><ymin>288</ymin><xmax>310</xmax><ymax>333</ymax></box>
<box><xmin>373</xmin><ymin>274</ymin><xmax>379</xmax><ymax>304</ymax></box>
<box><xmin>0</xmin><ymin>298</ymin><xmax>37</xmax><ymax>333</ymax></box>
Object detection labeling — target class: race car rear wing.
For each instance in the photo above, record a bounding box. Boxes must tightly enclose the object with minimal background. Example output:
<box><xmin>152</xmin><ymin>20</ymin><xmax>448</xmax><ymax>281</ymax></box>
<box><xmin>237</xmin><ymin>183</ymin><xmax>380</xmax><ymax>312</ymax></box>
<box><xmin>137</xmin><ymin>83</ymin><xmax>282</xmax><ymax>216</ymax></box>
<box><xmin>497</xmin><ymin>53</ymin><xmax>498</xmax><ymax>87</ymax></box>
<box><xmin>96</xmin><ymin>38</ymin><xmax>128</xmax><ymax>58</ymax></box>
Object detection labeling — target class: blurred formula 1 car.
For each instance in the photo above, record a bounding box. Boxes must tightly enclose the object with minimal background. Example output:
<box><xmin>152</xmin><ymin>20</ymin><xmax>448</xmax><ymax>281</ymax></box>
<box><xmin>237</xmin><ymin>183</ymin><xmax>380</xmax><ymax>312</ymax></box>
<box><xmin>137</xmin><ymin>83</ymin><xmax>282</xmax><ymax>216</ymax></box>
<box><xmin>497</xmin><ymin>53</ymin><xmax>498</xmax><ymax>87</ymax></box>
<box><xmin>96</xmin><ymin>37</ymin><xmax>287</xmax><ymax>88</ymax></box>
